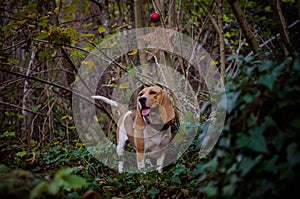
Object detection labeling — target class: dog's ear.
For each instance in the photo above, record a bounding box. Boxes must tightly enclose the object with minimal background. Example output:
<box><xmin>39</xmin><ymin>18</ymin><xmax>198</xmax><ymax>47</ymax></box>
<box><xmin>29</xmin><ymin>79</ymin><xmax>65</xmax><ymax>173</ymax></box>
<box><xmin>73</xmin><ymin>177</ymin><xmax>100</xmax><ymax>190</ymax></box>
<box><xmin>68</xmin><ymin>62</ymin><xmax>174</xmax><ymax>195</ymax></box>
<box><xmin>159</xmin><ymin>91</ymin><xmax>175</xmax><ymax>123</ymax></box>
<box><xmin>133</xmin><ymin>101</ymin><xmax>146</xmax><ymax>130</ymax></box>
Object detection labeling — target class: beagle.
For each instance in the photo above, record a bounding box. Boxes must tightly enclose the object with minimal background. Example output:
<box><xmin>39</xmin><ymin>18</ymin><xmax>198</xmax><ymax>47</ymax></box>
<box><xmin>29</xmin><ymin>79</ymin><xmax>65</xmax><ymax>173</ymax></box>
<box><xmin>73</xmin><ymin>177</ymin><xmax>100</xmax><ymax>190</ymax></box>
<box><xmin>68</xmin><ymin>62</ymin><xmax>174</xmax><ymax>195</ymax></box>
<box><xmin>92</xmin><ymin>86</ymin><xmax>175</xmax><ymax>173</ymax></box>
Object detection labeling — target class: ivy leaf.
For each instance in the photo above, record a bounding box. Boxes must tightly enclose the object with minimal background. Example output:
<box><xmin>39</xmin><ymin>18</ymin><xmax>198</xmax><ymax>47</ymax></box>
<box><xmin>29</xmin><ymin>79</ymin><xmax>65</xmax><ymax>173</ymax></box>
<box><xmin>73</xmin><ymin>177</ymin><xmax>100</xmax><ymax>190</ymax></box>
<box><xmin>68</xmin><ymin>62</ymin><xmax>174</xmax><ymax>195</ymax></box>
<box><xmin>292</xmin><ymin>55</ymin><xmax>300</xmax><ymax>71</ymax></box>
<box><xmin>30</xmin><ymin>181</ymin><xmax>48</xmax><ymax>199</ymax></box>
<box><xmin>236</xmin><ymin>132</ymin><xmax>268</xmax><ymax>153</ymax></box>
<box><xmin>258</xmin><ymin>73</ymin><xmax>276</xmax><ymax>90</ymax></box>
<box><xmin>239</xmin><ymin>155</ymin><xmax>262</xmax><ymax>176</ymax></box>
<box><xmin>226</xmin><ymin>90</ymin><xmax>241</xmax><ymax>114</ymax></box>
<box><xmin>47</xmin><ymin>179</ymin><xmax>61</xmax><ymax>195</ymax></box>
<box><xmin>287</xmin><ymin>142</ymin><xmax>300</xmax><ymax>168</ymax></box>
<box><xmin>148</xmin><ymin>187</ymin><xmax>160</xmax><ymax>199</ymax></box>
<box><xmin>62</xmin><ymin>175</ymin><xmax>87</xmax><ymax>191</ymax></box>
<box><xmin>135</xmin><ymin>186</ymin><xmax>144</xmax><ymax>193</ymax></box>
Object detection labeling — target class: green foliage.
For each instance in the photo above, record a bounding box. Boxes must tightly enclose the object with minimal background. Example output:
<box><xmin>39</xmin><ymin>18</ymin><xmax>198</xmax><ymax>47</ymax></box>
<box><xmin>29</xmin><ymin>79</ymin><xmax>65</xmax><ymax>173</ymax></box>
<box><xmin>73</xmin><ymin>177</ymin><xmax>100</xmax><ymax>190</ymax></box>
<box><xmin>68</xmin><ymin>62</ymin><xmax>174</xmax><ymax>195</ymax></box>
<box><xmin>0</xmin><ymin>165</ymin><xmax>87</xmax><ymax>199</ymax></box>
<box><xmin>197</xmin><ymin>54</ymin><xmax>300</xmax><ymax>198</ymax></box>
<box><xmin>30</xmin><ymin>167</ymin><xmax>87</xmax><ymax>199</ymax></box>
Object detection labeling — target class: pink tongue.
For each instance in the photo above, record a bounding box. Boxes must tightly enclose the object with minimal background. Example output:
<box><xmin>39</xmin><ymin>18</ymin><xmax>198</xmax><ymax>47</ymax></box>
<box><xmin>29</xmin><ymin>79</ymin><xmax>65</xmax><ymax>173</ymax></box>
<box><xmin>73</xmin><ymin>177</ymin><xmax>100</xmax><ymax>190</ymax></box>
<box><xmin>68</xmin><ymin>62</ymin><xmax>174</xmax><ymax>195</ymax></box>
<box><xmin>142</xmin><ymin>108</ymin><xmax>150</xmax><ymax>116</ymax></box>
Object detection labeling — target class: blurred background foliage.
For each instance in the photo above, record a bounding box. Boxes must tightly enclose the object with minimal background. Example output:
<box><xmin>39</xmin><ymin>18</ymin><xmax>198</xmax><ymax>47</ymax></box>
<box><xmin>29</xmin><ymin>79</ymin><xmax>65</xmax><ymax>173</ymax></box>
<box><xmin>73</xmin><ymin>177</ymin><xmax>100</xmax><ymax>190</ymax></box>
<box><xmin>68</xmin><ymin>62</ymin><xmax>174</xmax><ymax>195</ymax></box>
<box><xmin>0</xmin><ymin>0</ymin><xmax>300</xmax><ymax>198</ymax></box>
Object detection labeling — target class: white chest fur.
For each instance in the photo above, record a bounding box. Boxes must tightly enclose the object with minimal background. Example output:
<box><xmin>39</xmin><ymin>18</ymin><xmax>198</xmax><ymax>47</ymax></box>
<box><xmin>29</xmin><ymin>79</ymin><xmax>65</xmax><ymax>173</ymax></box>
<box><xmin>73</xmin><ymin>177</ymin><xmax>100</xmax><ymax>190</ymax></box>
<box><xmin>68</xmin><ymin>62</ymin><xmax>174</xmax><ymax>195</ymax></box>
<box><xmin>143</xmin><ymin>126</ymin><xmax>172</xmax><ymax>158</ymax></box>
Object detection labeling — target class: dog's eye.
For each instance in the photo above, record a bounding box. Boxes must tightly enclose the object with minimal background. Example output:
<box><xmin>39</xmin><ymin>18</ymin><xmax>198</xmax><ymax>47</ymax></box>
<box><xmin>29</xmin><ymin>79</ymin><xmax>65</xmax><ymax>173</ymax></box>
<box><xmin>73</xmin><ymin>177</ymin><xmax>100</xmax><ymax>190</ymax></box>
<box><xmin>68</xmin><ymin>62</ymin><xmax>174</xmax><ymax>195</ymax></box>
<box><xmin>139</xmin><ymin>93</ymin><xmax>143</xmax><ymax>97</ymax></box>
<box><xmin>149</xmin><ymin>91</ymin><xmax>156</xmax><ymax>95</ymax></box>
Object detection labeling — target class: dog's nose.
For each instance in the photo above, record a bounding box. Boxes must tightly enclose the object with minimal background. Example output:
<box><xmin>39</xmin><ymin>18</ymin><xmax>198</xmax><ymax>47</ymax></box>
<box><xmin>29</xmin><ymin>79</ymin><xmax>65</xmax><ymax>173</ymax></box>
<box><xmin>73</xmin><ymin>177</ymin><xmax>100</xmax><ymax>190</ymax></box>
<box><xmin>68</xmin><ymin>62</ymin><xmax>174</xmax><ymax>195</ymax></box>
<box><xmin>139</xmin><ymin>96</ymin><xmax>147</xmax><ymax>103</ymax></box>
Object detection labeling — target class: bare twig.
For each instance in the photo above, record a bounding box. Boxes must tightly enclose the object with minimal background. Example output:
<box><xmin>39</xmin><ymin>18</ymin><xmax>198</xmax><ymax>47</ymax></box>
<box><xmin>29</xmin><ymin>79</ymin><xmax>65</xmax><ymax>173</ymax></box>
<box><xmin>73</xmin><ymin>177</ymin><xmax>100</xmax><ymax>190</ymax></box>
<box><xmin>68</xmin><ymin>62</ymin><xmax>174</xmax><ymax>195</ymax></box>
<box><xmin>0</xmin><ymin>40</ymin><xmax>26</xmax><ymax>51</ymax></box>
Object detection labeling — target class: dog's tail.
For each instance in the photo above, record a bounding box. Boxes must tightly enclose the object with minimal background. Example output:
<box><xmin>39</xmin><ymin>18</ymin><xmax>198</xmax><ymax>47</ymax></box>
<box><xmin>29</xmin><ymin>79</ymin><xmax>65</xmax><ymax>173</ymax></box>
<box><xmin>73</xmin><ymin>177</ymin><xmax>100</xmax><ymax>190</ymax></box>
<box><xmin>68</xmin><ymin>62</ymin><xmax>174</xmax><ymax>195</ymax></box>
<box><xmin>91</xmin><ymin>95</ymin><xmax>128</xmax><ymax>115</ymax></box>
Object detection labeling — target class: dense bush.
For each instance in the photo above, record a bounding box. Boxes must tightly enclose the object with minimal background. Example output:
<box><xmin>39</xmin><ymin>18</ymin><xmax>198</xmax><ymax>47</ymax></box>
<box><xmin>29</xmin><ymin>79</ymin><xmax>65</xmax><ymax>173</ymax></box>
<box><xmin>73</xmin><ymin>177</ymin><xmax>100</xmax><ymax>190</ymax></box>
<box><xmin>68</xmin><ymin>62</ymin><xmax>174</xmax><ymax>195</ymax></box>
<box><xmin>196</xmin><ymin>54</ymin><xmax>300</xmax><ymax>198</ymax></box>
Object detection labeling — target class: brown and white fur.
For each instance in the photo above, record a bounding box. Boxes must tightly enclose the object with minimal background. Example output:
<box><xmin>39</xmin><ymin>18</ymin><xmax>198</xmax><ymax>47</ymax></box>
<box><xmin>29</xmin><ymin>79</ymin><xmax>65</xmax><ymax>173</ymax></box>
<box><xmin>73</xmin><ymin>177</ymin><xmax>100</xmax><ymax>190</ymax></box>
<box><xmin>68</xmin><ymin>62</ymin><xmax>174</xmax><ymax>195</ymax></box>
<box><xmin>92</xmin><ymin>86</ymin><xmax>175</xmax><ymax>173</ymax></box>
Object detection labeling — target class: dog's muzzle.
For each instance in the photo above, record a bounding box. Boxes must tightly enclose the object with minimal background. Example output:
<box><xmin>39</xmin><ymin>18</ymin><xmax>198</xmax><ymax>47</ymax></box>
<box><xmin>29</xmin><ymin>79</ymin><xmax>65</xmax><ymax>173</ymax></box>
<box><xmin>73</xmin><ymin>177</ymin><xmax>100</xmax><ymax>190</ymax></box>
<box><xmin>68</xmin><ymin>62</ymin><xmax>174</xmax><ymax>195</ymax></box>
<box><xmin>139</xmin><ymin>96</ymin><xmax>151</xmax><ymax>116</ymax></box>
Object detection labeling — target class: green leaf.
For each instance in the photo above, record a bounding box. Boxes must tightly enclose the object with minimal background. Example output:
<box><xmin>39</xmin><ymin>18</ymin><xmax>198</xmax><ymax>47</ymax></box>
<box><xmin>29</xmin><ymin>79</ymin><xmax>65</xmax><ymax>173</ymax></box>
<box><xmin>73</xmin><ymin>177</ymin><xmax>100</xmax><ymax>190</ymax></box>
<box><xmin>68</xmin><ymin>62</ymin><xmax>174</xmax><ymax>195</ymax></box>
<box><xmin>82</xmin><ymin>22</ymin><xmax>93</xmax><ymax>27</ymax></box>
<box><xmin>239</xmin><ymin>155</ymin><xmax>262</xmax><ymax>176</ymax></box>
<box><xmin>36</xmin><ymin>32</ymin><xmax>48</xmax><ymax>40</ymax></box>
<box><xmin>118</xmin><ymin>82</ymin><xmax>130</xmax><ymax>89</ymax></box>
<box><xmin>249</xmin><ymin>128</ymin><xmax>268</xmax><ymax>153</ymax></box>
<box><xmin>98</xmin><ymin>26</ymin><xmax>106</xmax><ymax>34</ymax></box>
<box><xmin>62</xmin><ymin>175</ymin><xmax>87</xmax><ymax>190</ymax></box>
<box><xmin>32</xmin><ymin>104</ymin><xmax>41</xmax><ymax>112</ymax></box>
<box><xmin>226</xmin><ymin>91</ymin><xmax>241</xmax><ymax>113</ymax></box>
<box><xmin>181</xmin><ymin>188</ymin><xmax>190</xmax><ymax>196</ymax></box>
<box><xmin>128</xmin><ymin>68</ymin><xmax>137</xmax><ymax>77</ymax></box>
<box><xmin>224</xmin><ymin>31</ymin><xmax>231</xmax><ymax>38</ymax></box>
<box><xmin>55</xmin><ymin>167</ymin><xmax>76</xmax><ymax>178</ymax></box>
<box><xmin>48</xmin><ymin>179</ymin><xmax>61</xmax><ymax>194</ymax></box>
<box><xmin>82</xmin><ymin>33</ymin><xmax>95</xmax><ymax>37</ymax></box>
<box><xmin>30</xmin><ymin>181</ymin><xmax>48</xmax><ymax>199</ymax></box>
<box><xmin>148</xmin><ymin>187</ymin><xmax>160</xmax><ymax>199</ymax></box>
<box><xmin>62</xmin><ymin>15</ymin><xmax>74</xmax><ymax>23</ymax></box>
<box><xmin>63</xmin><ymin>5</ymin><xmax>76</xmax><ymax>14</ymax></box>
<box><xmin>265</xmin><ymin>6</ymin><xmax>272</xmax><ymax>12</ymax></box>
<box><xmin>1</xmin><ymin>131</ymin><xmax>15</xmax><ymax>138</ymax></box>
<box><xmin>16</xmin><ymin>151</ymin><xmax>27</xmax><ymax>157</ymax></box>
<box><xmin>135</xmin><ymin>186</ymin><xmax>144</xmax><ymax>193</ymax></box>
<box><xmin>281</xmin><ymin>0</ymin><xmax>295</xmax><ymax>3</ymax></box>
<box><xmin>0</xmin><ymin>164</ymin><xmax>10</xmax><ymax>174</ymax></box>
<box><xmin>261</xmin><ymin>155</ymin><xmax>279</xmax><ymax>173</ymax></box>
<box><xmin>287</xmin><ymin>142</ymin><xmax>300</xmax><ymax>168</ymax></box>
<box><xmin>292</xmin><ymin>55</ymin><xmax>300</xmax><ymax>71</ymax></box>
<box><xmin>223</xmin><ymin>182</ymin><xmax>237</xmax><ymax>197</ymax></box>
<box><xmin>38</xmin><ymin>19</ymin><xmax>49</xmax><ymax>27</ymax></box>
<box><xmin>7</xmin><ymin>58</ymin><xmax>19</xmax><ymax>65</ymax></box>
<box><xmin>172</xmin><ymin>133</ymin><xmax>183</xmax><ymax>142</ymax></box>
<box><xmin>258</xmin><ymin>73</ymin><xmax>276</xmax><ymax>90</ymax></box>
<box><xmin>22</xmin><ymin>3</ymin><xmax>37</xmax><ymax>14</ymax></box>
<box><xmin>185</xmin><ymin>111</ymin><xmax>195</xmax><ymax>125</ymax></box>
<box><xmin>171</xmin><ymin>176</ymin><xmax>181</xmax><ymax>184</ymax></box>
<box><xmin>201</xmin><ymin>181</ymin><xmax>217</xmax><ymax>197</ymax></box>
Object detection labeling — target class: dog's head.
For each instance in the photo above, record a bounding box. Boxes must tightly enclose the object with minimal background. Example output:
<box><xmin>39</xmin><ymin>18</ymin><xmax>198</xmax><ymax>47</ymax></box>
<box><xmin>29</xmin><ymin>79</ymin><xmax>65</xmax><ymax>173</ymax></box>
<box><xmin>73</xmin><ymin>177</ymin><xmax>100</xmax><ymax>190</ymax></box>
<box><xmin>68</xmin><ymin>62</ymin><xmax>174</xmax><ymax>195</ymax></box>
<box><xmin>133</xmin><ymin>86</ymin><xmax>175</xmax><ymax>130</ymax></box>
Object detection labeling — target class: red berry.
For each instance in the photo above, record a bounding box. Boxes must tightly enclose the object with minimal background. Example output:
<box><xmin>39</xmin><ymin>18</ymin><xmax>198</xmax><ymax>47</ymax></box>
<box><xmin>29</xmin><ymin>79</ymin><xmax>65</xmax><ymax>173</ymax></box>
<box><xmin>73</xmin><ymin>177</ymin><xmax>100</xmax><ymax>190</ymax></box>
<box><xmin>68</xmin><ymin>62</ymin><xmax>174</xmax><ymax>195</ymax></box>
<box><xmin>150</xmin><ymin>12</ymin><xmax>160</xmax><ymax>23</ymax></box>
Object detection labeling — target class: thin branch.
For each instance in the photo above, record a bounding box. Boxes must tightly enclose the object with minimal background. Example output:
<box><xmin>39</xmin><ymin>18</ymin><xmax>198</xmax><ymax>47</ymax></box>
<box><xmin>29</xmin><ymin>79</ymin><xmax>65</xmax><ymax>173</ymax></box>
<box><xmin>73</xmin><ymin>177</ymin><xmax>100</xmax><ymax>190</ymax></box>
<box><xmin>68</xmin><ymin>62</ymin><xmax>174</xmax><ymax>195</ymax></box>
<box><xmin>0</xmin><ymin>101</ymin><xmax>45</xmax><ymax>116</ymax></box>
<box><xmin>0</xmin><ymin>40</ymin><xmax>26</xmax><ymax>51</ymax></box>
<box><xmin>0</xmin><ymin>68</ymin><xmax>103</xmax><ymax>111</ymax></box>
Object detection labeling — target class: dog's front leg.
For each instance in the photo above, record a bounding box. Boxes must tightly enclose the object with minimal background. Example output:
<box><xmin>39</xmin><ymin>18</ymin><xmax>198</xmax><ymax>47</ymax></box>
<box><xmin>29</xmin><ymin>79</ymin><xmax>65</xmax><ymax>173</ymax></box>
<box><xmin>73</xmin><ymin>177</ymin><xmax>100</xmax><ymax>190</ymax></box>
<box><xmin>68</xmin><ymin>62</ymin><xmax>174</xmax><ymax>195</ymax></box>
<box><xmin>156</xmin><ymin>150</ymin><xmax>166</xmax><ymax>173</ymax></box>
<box><xmin>116</xmin><ymin>131</ymin><xmax>128</xmax><ymax>173</ymax></box>
<box><xmin>134</xmin><ymin>130</ymin><xmax>145</xmax><ymax>171</ymax></box>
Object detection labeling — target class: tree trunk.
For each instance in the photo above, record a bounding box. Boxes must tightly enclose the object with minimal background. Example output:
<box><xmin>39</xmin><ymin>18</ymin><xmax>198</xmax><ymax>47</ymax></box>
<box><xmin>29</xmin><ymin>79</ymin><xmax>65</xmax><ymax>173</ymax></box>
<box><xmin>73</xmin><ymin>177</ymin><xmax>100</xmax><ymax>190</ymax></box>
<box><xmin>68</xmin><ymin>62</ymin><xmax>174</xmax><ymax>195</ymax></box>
<box><xmin>216</xmin><ymin>0</ymin><xmax>226</xmax><ymax>82</ymax></box>
<box><xmin>134</xmin><ymin>0</ymin><xmax>147</xmax><ymax>67</ymax></box>
<box><xmin>270</xmin><ymin>0</ymin><xmax>295</xmax><ymax>56</ymax></box>
<box><xmin>229</xmin><ymin>0</ymin><xmax>264</xmax><ymax>58</ymax></box>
